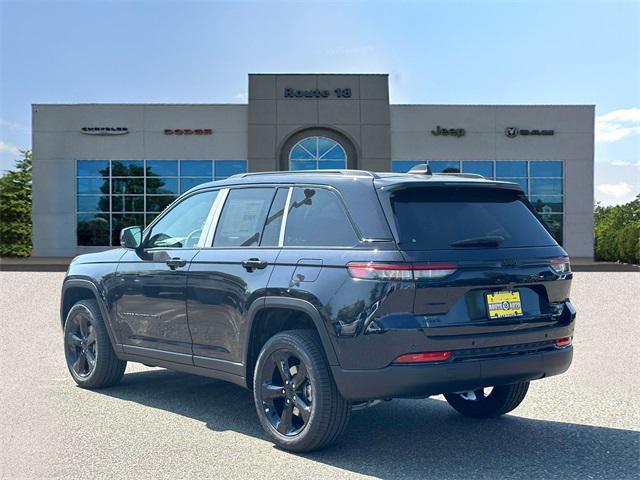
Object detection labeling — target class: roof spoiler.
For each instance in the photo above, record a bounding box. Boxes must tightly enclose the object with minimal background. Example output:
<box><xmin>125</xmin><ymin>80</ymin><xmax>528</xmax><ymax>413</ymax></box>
<box><xmin>408</xmin><ymin>163</ymin><xmax>485</xmax><ymax>179</ymax></box>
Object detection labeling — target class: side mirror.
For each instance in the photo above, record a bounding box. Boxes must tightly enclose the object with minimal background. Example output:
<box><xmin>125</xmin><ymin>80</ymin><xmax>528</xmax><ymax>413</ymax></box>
<box><xmin>120</xmin><ymin>226</ymin><xmax>142</xmax><ymax>249</ymax></box>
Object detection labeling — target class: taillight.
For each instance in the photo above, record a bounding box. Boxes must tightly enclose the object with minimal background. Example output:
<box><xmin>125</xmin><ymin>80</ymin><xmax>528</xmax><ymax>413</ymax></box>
<box><xmin>412</xmin><ymin>264</ymin><xmax>458</xmax><ymax>279</ymax></box>
<box><xmin>550</xmin><ymin>257</ymin><xmax>571</xmax><ymax>274</ymax></box>
<box><xmin>555</xmin><ymin>336</ymin><xmax>572</xmax><ymax>348</ymax></box>
<box><xmin>346</xmin><ymin>263</ymin><xmax>413</xmax><ymax>280</ymax></box>
<box><xmin>347</xmin><ymin>262</ymin><xmax>457</xmax><ymax>281</ymax></box>
<box><xmin>393</xmin><ymin>351</ymin><xmax>452</xmax><ymax>364</ymax></box>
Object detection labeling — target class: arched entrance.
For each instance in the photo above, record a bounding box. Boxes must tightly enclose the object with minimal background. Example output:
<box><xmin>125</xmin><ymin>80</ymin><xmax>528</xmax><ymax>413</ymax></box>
<box><xmin>279</xmin><ymin>128</ymin><xmax>358</xmax><ymax>171</ymax></box>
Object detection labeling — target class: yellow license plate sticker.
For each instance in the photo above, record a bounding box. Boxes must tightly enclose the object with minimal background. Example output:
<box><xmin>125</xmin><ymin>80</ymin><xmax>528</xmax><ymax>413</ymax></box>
<box><xmin>486</xmin><ymin>291</ymin><xmax>523</xmax><ymax>318</ymax></box>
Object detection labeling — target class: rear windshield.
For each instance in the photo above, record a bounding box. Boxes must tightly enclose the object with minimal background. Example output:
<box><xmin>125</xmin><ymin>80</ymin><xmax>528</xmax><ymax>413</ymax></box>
<box><xmin>390</xmin><ymin>187</ymin><xmax>557</xmax><ymax>250</ymax></box>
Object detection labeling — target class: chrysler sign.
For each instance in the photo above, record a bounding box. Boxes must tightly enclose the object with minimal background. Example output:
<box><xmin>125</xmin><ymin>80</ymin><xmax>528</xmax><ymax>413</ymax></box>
<box><xmin>81</xmin><ymin>127</ymin><xmax>129</xmax><ymax>135</ymax></box>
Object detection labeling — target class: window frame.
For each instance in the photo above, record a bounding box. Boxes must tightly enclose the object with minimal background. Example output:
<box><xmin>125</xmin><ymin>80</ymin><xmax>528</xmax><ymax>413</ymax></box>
<box><xmin>280</xmin><ymin>184</ymin><xmax>362</xmax><ymax>249</ymax></box>
<box><xmin>141</xmin><ymin>188</ymin><xmax>222</xmax><ymax>251</ymax></box>
<box><xmin>289</xmin><ymin>136</ymin><xmax>348</xmax><ymax>171</ymax></box>
<box><xmin>209</xmin><ymin>186</ymin><xmax>280</xmax><ymax>249</ymax></box>
<box><xmin>199</xmin><ymin>184</ymin><xmax>363</xmax><ymax>250</ymax></box>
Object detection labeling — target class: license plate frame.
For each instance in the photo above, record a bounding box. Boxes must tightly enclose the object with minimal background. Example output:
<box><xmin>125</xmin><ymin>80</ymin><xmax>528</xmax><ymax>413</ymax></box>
<box><xmin>486</xmin><ymin>290</ymin><xmax>523</xmax><ymax>319</ymax></box>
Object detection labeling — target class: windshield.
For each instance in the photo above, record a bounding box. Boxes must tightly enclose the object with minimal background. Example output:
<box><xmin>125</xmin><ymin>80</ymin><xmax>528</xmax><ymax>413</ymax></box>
<box><xmin>390</xmin><ymin>186</ymin><xmax>557</xmax><ymax>250</ymax></box>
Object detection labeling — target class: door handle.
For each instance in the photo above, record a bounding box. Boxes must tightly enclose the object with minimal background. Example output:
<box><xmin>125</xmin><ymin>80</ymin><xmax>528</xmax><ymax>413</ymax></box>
<box><xmin>166</xmin><ymin>257</ymin><xmax>187</xmax><ymax>270</ymax></box>
<box><xmin>242</xmin><ymin>258</ymin><xmax>268</xmax><ymax>271</ymax></box>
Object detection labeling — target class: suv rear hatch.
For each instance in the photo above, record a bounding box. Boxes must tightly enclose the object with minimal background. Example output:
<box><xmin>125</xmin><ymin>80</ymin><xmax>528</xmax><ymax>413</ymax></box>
<box><xmin>378</xmin><ymin>181</ymin><xmax>572</xmax><ymax>336</ymax></box>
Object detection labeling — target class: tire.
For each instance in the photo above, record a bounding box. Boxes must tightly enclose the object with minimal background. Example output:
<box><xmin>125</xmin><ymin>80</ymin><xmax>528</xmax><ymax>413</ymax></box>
<box><xmin>444</xmin><ymin>382</ymin><xmax>530</xmax><ymax>418</ymax></box>
<box><xmin>63</xmin><ymin>299</ymin><xmax>126</xmax><ymax>389</ymax></box>
<box><xmin>252</xmin><ymin>329</ymin><xmax>351</xmax><ymax>452</ymax></box>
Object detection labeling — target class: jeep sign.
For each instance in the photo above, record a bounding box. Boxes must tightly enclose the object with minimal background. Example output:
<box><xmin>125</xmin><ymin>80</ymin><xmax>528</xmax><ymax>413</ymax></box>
<box><xmin>431</xmin><ymin>126</ymin><xmax>466</xmax><ymax>138</ymax></box>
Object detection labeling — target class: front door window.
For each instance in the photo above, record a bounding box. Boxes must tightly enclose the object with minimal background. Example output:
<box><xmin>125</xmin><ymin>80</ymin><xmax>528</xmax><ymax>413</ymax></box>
<box><xmin>146</xmin><ymin>190</ymin><xmax>218</xmax><ymax>249</ymax></box>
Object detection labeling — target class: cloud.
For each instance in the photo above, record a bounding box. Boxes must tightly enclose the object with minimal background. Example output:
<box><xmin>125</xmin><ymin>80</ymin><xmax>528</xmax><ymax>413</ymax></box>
<box><xmin>595</xmin><ymin>108</ymin><xmax>640</xmax><ymax>142</ymax></box>
<box><xmin>0</xmin><ymin>119</ymin><xmax>29</xmax><ymax>133</ymax></box>
<box><xmin>233</xmin><ymin>92</ymin><xmax>248</xmax><ymax>103</ymax></box>
<box><xmin>0</xmin><ymin>141</ymin><xmax>21</xmax><ymax>156</ymax></box>
<box><xmin>610</xmin><ymin>160</ymin><xmax>640</xmax><ymax>169</ymax></box>
<box><xmin>597</xmin><ymin>182</ymin><xmax>634</xmax><ymax>198</ymax></box>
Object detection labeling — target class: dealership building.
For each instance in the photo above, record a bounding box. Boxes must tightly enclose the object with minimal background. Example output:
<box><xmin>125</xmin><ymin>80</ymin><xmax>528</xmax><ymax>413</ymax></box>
<box><xmin>32</xmin><ymin>73</ymin><xmax>595</xmax><ymax>258</ymax></box>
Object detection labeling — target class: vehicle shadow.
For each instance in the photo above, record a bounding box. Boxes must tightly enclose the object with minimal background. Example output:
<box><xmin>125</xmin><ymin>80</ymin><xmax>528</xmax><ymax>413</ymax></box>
<box><xmin>96</xmin><ymin>368</ymin><xmax>639</xmax><ymax>480</ymax></box>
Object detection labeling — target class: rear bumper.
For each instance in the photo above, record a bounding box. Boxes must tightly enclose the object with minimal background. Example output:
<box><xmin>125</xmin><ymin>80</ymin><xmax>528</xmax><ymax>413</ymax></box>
<box><xmin>331</xmin><ymin>345</ymin><xmax>573</xmax><ymax>401</ymax></box>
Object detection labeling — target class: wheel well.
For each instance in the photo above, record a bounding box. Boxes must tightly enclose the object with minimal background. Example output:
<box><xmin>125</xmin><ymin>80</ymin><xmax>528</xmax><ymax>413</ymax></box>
<box><xmin>246</xmin><ymin>308</ymin><xmax>317</xmax><ymax>388</ymax></box>
<box><xmin>61</xmin><ymin>287</ymin><xmax>96</xmax><ymax>327</ymax></box>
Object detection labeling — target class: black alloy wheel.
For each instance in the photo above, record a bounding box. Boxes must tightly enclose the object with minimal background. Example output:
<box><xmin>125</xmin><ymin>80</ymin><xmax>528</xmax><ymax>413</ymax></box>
<box><xmin>444</xmin><ymin>382</ymin><xmax>530</xmax><ymax>418</ymax></box>
<box><xmin>259</xmin><ymin>350</ymin><xmax>313</xmax><ymax>436</ymax></box>
<box><xmin>65</xmin><ymin>308</ymin><xmax>98</xmax><ymax>378</ymax></box>
<box><xmin>63</xmin><ymin>299</ymin><xmax>127</xmax><ymax>388</ymax></box>
<box><xmin>253</xmin><ymin>330</ymin><xmax>351</xmax><ymax>452</ymax></box>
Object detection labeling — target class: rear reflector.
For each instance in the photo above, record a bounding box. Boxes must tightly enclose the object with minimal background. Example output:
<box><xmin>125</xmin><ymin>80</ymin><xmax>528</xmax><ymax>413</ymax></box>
<box><xmin>555</xmin><ymin>336</ymin><xmax>572</xmax><ymax>348</ymax></box>
<box><xmin>347</xmin><ymin>262</ymin><xmax>457</xmax><ymax>281</ymax></box>
<box><xmin>550</xmin><ymin>257</ymin><xmax>571</xmax><ymax>274</ymax></box>
<box><xmin>393</xmin><ymin>351</ymin><xmax>452</xmax><ymax>364</ymax></box>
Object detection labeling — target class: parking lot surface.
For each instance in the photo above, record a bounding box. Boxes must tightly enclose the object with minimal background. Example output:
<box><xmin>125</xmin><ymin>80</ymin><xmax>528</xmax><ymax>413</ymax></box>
<box><xmin>1</xmin><ymin>271</ymin><xmax>639</xmax><ymax>479</ymax></box>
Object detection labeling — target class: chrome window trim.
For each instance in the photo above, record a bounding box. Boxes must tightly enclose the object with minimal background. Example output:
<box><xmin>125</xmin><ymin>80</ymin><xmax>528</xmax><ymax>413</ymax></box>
<box><xmin>202</xmin><ymin>188</ymin><xmax>229</xmax><ymax>247</ymax></box>
<box><xmin>278</xmin><ymin>187</ymin><xmax>294</xmax><ymax>247</ymax></box>
<box><xmin>197</xmin><ymin>189</ymin><xmax>227</xmax><ymax>248</ymax></box>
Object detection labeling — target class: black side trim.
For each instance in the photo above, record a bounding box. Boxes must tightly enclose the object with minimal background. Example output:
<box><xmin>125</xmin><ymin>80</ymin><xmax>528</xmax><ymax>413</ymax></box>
<box><xmin>193</xmin><ymin>355</ymin><xmax>244</xmax><ymax>377</ymax></box>
<box><xmin>245</xmin><ymin>297</ymin><xmax>339</xmax><ymax>367</ymax></box>
<box><xmin>61</xmin><ymin>279</ymin><xmax>122</xmax><ymax>353</ymax></box>
<box><xmin>119</xmin><ymin>351</ymin><xmax>247</xmax><ymax>389</ymax></box>
<box><xmin>122</xmin><ymin>345</ymin><xmax>193</xmax><ymax>366</ymax></box>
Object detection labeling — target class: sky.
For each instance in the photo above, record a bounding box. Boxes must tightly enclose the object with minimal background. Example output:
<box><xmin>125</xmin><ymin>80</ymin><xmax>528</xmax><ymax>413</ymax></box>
<box><xmin>1</xmin><ymin>0</ymin><xmax>638</xmax><ymax>205</ymax></box>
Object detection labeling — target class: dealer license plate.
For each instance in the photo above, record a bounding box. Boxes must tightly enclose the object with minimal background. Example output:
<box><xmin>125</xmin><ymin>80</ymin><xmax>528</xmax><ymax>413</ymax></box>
<box><xmin>486</xmin><ymin>291</ymin><xmax>523</xmax><ymax>319</ymax></box>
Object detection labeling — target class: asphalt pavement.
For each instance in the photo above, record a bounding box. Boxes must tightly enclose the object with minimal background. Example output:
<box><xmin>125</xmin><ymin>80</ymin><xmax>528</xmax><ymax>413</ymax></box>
<box><xmin>1</xmin><ymin>271</ymin><xmax>638</xmax><ymax>479</ymax></box>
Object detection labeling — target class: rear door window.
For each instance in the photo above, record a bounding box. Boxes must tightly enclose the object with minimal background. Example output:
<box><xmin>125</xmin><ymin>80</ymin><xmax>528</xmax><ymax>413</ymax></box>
<box><xmin>213</xmin><ymin>188</ymin><xmax>275</xmax><ymax>247</ymax></box>
<box><xmin>390</xmin><ymin>187</ymin><xmax>556</xmax><ymax>250</ymax></box>
<box><xmin>284</xmin><ymin>187</ymin><xmax>358</xmax><ymax>247</ymax></box>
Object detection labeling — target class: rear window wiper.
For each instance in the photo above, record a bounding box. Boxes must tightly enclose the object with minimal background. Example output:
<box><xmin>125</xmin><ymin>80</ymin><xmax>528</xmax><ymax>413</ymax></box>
<box><xmin>450</xmin><ymin>235</ymin><xmax>504</xmax><ymax>247</ymax></box>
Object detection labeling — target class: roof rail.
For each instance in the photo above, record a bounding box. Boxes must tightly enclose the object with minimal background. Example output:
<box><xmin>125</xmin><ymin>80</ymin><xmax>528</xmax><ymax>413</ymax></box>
<box><xmin>229</xmin><ymin>169</ymin><xmax>379</xmax><ymax>179</ymax></box>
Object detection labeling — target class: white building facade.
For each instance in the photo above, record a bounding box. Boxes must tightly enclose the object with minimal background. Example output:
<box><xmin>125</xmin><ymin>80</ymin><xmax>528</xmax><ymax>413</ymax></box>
<box><xmin>32</xmin><ymin>74</ymin><xmax>595</xmax><ymax>258</ymax></box>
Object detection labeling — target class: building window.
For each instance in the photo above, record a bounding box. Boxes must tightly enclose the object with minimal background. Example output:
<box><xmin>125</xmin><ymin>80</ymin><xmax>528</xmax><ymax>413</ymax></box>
<box><xmin>390</xmin><ymin>160</ymin><xmax>564</xmax><ymax>244</ymax></box>
<box><xmin>289</xmin><ymin>136</ymin><xmax>347</xmax><ymax>170</ymax></box>
<box><xmin>76</xmin><ymin>159</ymin><xmax>247</xmax><ymax>246</ymax></box>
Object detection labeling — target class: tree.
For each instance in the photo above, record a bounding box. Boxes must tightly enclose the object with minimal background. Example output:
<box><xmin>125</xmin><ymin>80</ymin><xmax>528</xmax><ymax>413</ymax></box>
<box><xmin>0</xmin><ymin>149</ymin><xmax>32</xmax><ymax>257</ymax></box>
<box><xmin>594</xmin><ymin>194</ymin><xmax>640</xmax><ymax>264</ymax></box>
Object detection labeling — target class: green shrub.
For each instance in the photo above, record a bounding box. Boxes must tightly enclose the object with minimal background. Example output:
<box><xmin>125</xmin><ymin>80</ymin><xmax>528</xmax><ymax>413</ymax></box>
<box><xmin>594</xmin><ymin>194</ymin><xmax>640</xmax><ymax>264</ymax></box>
<box><xmin>0</xmin><ymin>150</ymin><xmax>32</xmax><ymax>257</ymax></box>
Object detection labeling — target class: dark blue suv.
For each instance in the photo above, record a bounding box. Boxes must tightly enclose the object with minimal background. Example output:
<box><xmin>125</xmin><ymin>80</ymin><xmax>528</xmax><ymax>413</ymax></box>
<box><xmin>61</xmin><ymin>168</ymin><xmax>575</xmax><ymax>452</ymax></box>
